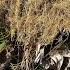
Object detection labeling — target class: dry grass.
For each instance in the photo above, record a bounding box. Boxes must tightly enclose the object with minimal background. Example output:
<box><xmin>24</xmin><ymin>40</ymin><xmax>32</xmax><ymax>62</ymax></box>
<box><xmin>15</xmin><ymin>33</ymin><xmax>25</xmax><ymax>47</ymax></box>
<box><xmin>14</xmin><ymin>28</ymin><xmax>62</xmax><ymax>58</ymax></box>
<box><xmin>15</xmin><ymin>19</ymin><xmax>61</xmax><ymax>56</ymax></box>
<box><xmin>0</xmin><ymin>0</ymin><xmax>70</xmax><ymax>70</ymax></box>
<box><xmin>16</xmin><ymin>0</ymin><xmax>70</xmax><ymax>44</ymax></box>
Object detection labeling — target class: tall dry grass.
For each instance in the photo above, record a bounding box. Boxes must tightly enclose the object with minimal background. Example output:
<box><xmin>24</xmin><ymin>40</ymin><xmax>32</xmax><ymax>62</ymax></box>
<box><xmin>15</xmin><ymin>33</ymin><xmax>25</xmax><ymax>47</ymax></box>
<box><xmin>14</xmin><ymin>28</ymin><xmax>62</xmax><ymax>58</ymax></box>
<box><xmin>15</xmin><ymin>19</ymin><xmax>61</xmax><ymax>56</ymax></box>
<box><xmin>0</xmin><ymin>0</ymin><xmax>70</xmax><ymax>70</ymax></box>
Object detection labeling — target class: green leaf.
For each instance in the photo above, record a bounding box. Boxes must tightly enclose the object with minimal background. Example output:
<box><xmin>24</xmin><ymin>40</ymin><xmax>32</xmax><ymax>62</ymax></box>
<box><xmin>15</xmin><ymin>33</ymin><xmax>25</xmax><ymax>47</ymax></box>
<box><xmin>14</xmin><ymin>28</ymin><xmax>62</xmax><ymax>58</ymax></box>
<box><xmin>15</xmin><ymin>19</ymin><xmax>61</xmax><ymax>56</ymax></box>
<box><xmin>0</xmin><ymin>41</ymin><xmax>6</xmax><ymax>52</ymax></box>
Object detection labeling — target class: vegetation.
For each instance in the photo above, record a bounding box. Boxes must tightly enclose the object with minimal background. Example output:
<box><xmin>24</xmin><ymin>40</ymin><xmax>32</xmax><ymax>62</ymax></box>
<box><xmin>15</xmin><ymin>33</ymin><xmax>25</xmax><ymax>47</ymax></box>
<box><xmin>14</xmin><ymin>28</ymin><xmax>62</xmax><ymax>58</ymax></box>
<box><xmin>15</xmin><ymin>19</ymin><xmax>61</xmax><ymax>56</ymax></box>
<box><xmin>0</xmin><ymin>0</ymin><xmax>70</xmax><ymax>70</ymax></box>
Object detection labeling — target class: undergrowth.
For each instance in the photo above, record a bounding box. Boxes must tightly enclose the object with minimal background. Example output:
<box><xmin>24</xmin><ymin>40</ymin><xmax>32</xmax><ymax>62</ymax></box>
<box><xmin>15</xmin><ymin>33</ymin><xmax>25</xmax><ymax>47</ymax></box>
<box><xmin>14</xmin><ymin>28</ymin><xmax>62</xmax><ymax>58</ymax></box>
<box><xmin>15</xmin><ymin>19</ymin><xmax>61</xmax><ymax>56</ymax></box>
<box><xmin>0</xmin><ymin>0</ymin><xmax>70</xmax><ymax>70</ymax></box>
